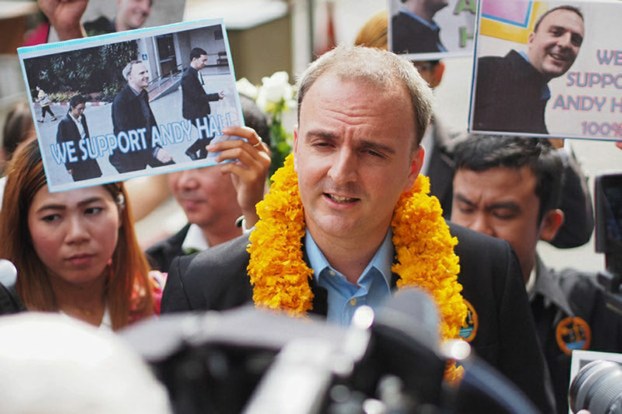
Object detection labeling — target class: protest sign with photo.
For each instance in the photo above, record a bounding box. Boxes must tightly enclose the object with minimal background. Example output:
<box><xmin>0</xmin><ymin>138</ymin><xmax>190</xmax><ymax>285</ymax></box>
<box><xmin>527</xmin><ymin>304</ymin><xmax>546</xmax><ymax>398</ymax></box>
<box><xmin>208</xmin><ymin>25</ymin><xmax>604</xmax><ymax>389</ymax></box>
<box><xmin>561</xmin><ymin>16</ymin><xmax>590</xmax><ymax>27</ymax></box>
<box><xmin>470</xmin><ymin>0</ymin><xmax>622</xmax><ymax>141</ymax></box>
<box><xmin>19</xmin><ymin>18</ymin><xmax>243</xmax><ymax>192</ymax></box>
<box><xmin>388</xmin><ymin>0</ymin><xmax>476</xmax><ymax>60</ymax></box>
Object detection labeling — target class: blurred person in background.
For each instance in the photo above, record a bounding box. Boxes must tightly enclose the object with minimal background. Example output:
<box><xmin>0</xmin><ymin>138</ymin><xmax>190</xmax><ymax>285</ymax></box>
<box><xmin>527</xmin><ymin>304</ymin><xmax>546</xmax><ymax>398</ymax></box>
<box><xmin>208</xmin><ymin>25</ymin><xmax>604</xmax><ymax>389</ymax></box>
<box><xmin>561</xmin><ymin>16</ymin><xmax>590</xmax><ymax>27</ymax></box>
<box><xmin>1</xmin><ymin>101</ymin><xmax>34</xmax><ymax>177</ymax></box>
<box><xmin>37</xmin><ymin>0</ymin><xmax>153</xmax><ymax>40</ymax></box>
<box><xmin>0</xmin><ymin>140</ymin><xmax>164</xmax><ymax>330</ymax></box>
<box><xmin>0</xmin><ymin>101</ymin><xmax>35</xmax><ymax>206</ymax></box>
<box><xmin>84</xmin><ymin>0</ymin><xmax>153</xmax><ymax>36</ymax></box>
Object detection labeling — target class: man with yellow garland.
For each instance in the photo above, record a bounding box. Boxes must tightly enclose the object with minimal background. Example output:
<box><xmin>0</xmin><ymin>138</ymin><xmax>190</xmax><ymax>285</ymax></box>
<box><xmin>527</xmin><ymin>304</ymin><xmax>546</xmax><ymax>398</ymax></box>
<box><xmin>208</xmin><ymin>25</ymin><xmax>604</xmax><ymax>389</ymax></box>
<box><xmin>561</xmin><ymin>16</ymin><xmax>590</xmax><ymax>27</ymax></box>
<box><xmin>161</xmin><ymin>45</ymin><xmax>555</xmax><ymax>413</ymax></box>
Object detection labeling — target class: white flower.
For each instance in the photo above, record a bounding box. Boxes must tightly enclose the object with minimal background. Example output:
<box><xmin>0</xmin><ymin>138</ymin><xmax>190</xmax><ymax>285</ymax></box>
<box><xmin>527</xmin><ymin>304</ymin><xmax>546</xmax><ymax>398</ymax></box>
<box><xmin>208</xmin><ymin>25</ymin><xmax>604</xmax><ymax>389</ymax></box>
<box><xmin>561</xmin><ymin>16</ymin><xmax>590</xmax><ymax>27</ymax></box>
<box><xmin>236</xmin><ymin>77</ymin><xmax>258</xmax><ymax>100</ymax></box>
<box><xmin>258</xmin><ymin>71</ymin><xmax>294</xmax><ymax>107</ymax></box>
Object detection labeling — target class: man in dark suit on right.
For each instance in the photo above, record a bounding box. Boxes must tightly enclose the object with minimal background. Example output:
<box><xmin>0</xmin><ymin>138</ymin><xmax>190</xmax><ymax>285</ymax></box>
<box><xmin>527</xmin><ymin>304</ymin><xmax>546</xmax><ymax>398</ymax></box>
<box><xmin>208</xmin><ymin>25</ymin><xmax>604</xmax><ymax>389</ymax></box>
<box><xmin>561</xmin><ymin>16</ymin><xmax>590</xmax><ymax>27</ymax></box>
<box><xmin>391</xmin><ymin>0</ymin><xmax>448</xmax><ymax>54</ymax></box>
<box><xmin>162</xmin><ymin>45</ymin><xmax>555</xmax><ymax>413</ymax></box>
<box><xmin>182</xmin><ymin>47</ymin><xmax>225</xmax><ymax>160</ymax></box>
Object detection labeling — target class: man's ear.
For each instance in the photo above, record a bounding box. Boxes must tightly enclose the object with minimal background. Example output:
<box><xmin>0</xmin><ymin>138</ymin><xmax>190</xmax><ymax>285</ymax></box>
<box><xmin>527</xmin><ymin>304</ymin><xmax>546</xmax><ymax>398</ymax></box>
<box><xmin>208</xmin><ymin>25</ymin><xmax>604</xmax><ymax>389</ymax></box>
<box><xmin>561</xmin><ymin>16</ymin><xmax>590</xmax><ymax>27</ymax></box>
<box><xmin>293</xmin><ymin>126</ymin><xmax>299</xmax><ymax>171</ymax></box>
<box><xmin>527</xmin><ymin>31</ymin><xmax>535</xmax><ymax>45</ymax></box>
<box><xmin>406</xmin><ymin>145</ymin><xmax>425</xmax><ymax>188</ymax></box>
<box><xmin>429</xmin><ymin>61</ymin><xmax>445</xmax><ymax>88</ymax></box>
<box><xmin>539</xmin><ymin>209</ymin><xmax>564</xmax><ymax>241</ymax></box>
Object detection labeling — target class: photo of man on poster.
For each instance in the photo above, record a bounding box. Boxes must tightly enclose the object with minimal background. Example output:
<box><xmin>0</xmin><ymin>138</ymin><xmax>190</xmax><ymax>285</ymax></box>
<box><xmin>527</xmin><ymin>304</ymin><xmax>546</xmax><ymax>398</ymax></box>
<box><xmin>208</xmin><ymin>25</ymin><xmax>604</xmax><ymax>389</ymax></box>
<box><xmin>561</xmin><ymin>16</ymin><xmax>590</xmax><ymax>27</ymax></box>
<box><xmin>388</xmin><ymin>0</ymin><xmax>477</xmax><ymax>59</ymax></box>
<box><xmin>391</xmin><ymin>0</ymin><xmax>449</xmax><ymax>54</ymax></box>
<box><xmin>20</xmin><ymin>19</ymin><xmax>243</xmax><ymax>192</ymax></box>
<box><xmin>56</xmin><ymin>94</ymin><xmax>103</xmax><ymax>181</ymax></box>
<box><xmin>110</xmin><ymin>59</ymin><xmax>176</xmax><ymax>173</ymax></box>
<box><xmin>182</xmin><ymin>47</ymin><xmax>225</xmax><ymax>161</ymax></box>
<box><xmin>472</xmin><ymin>4</ymin><xmax>585</xmax><ymax>134</ymax></box>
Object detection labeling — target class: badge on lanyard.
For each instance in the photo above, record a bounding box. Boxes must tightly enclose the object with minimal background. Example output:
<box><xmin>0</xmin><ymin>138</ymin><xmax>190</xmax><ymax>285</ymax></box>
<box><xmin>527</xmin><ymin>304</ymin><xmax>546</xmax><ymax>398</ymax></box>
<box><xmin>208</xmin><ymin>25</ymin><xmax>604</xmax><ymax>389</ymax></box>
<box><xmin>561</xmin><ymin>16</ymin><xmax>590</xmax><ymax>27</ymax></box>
<box><xmin>459</xmin><ymin>299</ymin><xmax>478</xmax><ymax>342</ymax></box>
<box><xmin>555</xmin><ymin>316</ymin><xmax>591</xmax><ymax>355</ymax></box>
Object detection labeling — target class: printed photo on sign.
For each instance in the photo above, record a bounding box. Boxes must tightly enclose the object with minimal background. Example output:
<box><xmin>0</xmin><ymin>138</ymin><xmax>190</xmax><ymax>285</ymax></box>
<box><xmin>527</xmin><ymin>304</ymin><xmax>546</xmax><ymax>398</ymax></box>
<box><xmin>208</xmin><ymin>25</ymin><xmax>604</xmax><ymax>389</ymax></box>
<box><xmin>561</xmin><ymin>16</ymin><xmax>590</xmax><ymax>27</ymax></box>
<box><xmin>47</xmin><ymin>0</ymin><xmax>187</xmax><ymax>41</ymax></box>
<box><xmin>388</xmin><ymin>0</ymin><xmax>476</xmax><ymax>60</ymax></box>
<box><xmin>469</xmin><ymin>0</ymin><xmax>622</xmax><ymax>141</ymax></box>
<box><xmin>18</xmin><ymin>18</ymin><xmax>243</xmax><ymax>192</ymax></box>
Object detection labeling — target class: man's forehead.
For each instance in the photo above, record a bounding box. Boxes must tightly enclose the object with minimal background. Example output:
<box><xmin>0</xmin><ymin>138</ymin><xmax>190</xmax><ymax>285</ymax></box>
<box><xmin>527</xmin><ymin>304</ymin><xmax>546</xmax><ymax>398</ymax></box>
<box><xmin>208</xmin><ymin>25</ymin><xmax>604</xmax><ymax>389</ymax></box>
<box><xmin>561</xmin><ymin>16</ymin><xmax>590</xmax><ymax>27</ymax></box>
<box><xmin>458</xmin><ymin>165</ymin><xmax>536</xmax><ymax>187</ymax></box>
<box><xmin>538</xmin><ymin>9</ymin><xmax>584</xmax><ymax>33</ymax></box>
<box><xmin>131</xmin><ymin>63</ymin><xmax>147</xmax><ymax>73</ymax></box>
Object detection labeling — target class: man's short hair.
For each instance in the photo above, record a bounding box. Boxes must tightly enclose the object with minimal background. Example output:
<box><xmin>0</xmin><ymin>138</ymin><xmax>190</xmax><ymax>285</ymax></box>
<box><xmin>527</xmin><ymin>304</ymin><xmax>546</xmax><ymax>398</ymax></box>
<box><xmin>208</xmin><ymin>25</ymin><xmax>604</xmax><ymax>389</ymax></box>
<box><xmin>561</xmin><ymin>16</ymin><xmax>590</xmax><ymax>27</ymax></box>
<box><xmin>296</xmin><ymin>45</ymin><xmax>433</xmax><ymax>147</ymax></box>
<box><xmin>453</xmin><ymin>135</ymin><xmax>564</xmax><ymax>223</ymax></box>
<box><xmin>122</xmin><ymin>60</ymin><xmax>144</xmax><ymax>81</ymax></box>
<box><xmin>69</xmin><ymin>94</ymin><xmax>86</xmax><ymax>109</ymax></box>
<box><xmin>533</xmin><ymin>5</ymin><xmax>583</xmax><ymax>32</ymax></box>
<box><xmin>190</xmin><ymin>47</ymin><xmax>208</xmax><ymax>61</ymax></box>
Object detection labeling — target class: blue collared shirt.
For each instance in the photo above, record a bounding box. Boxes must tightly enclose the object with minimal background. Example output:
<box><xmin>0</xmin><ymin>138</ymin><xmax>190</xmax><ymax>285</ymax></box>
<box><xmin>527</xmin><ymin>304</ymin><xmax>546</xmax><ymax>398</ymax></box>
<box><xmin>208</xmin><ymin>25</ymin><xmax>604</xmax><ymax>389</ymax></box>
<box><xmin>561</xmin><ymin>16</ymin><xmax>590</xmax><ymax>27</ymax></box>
<box><xmin>305</xmin><ymin>230</ymin><xmax>394</xmax><ymax>326</ymax></box>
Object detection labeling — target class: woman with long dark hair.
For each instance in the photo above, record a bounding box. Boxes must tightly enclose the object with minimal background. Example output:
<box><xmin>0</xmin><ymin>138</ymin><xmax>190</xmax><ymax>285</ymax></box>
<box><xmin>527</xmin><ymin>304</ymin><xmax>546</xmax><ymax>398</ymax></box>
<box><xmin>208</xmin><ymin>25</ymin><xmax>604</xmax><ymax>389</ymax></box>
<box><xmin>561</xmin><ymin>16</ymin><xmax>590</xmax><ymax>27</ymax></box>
<box><xmin>0</xmin><ymin>140</ymin><xmax>161</xmax><ymax>329</ymax></box>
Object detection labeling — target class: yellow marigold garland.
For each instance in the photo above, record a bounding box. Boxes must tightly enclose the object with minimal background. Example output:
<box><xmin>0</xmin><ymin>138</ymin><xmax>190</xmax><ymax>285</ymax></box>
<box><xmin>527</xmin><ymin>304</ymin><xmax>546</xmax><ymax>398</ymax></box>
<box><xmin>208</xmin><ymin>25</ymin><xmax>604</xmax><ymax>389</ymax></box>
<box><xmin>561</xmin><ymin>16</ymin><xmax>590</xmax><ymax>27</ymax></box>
<box><xmin>247</xmin><ymin>154</ymin><xmax>467</xmax><ymax>381</ymax></box>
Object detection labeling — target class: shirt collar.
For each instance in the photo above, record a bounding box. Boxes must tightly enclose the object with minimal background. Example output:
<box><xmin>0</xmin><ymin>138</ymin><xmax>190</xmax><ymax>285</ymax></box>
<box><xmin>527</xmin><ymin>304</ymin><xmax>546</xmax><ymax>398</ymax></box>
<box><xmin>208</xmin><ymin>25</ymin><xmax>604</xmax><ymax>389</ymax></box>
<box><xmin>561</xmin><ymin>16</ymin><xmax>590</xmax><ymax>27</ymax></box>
<box><xmin>181</xmin><ymin>223</ymin><xmax>209</xmax><ymax>254</ymax></box>
<box><xmin>420</xmin><ymin>124</ymin><xmax>434</xmax><ymax>175</ymax></box>
<box><xmin>305</xmin><ymin>229</ymin><xmax>394</xmax><ymax>287</ymax></box>
<box><xmin>68</xmin><ymin>110</ymin><xmax>81</xmax><ymax>122</ymax></box>
<box><xmin>525</xmin><ymin>264</ymin><xmax>537</xmax><ymax>300</ymax></box>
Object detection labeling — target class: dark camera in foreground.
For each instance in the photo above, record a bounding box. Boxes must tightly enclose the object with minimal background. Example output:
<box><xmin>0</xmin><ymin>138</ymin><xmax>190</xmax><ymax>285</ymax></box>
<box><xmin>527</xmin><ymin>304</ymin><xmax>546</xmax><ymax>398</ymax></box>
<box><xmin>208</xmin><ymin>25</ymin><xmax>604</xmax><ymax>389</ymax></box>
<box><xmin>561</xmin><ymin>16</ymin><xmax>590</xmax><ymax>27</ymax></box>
<box><xmin>569</xmin><ymin>359</ymin><xmax>622</xmax><ymax>414</ymax></box>
<box><xmin>121</xmin><ymin>288</ymin><xmax>538</xmax><ymax>414</ymax></box>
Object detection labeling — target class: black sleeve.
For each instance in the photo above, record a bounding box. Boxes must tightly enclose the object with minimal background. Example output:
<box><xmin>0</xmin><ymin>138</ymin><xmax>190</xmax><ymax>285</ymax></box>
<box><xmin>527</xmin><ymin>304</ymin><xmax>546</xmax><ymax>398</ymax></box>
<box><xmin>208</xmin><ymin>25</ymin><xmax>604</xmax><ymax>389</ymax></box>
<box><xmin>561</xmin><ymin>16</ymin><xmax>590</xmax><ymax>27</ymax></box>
<box><xmin>452</xmin><ymin>223</ymin><xmax>556</xmax><ymax>414</ymax></box>
<box><xmin>55</xmin><ymin>120</ymin><xmax>72</xmax><ymax>171</ymax></box>
<box><xmin>0</xmin><ymin>283</ymin><xmax>25</xmax><ymax>315</ymax></box>
<box><xmin>496</xmin><ymin>247</ymin><xmax>556</xmax><ymax>414</ymax></box>
<box><xmin>182</xmin><ymin>74</ymin><xmax>220</xmax><ymax>108</ymax></box>
<box><xmin>161</xmin><ymin>254</ymin><xmax>195</xmax><ymax>313</ymax></box>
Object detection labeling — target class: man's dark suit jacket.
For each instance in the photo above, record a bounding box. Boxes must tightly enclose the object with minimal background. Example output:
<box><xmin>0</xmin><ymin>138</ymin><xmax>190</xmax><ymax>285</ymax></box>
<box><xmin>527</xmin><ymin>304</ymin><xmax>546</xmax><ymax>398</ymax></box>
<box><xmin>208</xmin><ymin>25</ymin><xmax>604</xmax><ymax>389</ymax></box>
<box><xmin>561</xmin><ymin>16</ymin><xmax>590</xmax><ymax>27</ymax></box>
<box><xmin>56</xmin><ymin>112</ymin><xmax>102</xmax><ymax>181</ymax></box>
<box><xmin>473</xmin><ymin>50</ymin><xmax>550</xmax><ymax>134</ymax></box>
<box><xmin>391</xmin><ymin>11</ymin><xmax>445</xmax><ymax>54</ymax></box>
<box><xmin>162</xmin><ymin>222</ymin><xmax>555</xmax><ymax>413</ymax></box>
<box><xmin>146</xmin><ymin>224</ymin><xmax>191</xmax><ymax>273</ymax></box>
<box><xmin>110</xmin><ymin>84</ymin><xmax>167</xmax><ymax>173</ymax></box>
<box><xmin>181</xmin><ymin>66</ymin><xmax>221</xmax><ymax>122</ymax></box>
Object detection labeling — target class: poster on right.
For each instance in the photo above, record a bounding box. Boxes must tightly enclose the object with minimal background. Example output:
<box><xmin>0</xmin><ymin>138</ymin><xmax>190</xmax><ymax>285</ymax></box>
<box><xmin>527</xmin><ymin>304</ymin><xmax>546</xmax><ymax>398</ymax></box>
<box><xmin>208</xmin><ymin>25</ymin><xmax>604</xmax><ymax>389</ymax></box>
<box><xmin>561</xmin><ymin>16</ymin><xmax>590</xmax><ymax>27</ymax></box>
<box><xmin>469</xmin><ymin>0</ymin><xmax>622</xmax><ymax>141</ymax></box>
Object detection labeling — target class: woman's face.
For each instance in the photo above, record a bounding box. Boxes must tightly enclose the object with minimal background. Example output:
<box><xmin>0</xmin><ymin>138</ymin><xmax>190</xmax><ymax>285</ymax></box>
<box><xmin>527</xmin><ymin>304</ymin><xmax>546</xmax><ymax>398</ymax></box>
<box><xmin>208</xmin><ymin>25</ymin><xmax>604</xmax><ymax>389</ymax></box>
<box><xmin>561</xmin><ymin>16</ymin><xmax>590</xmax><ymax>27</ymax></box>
<box><xmin>28</xmin><ymin>185</ymin><xmax>121</xmax><ymax>286</ymax></box>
